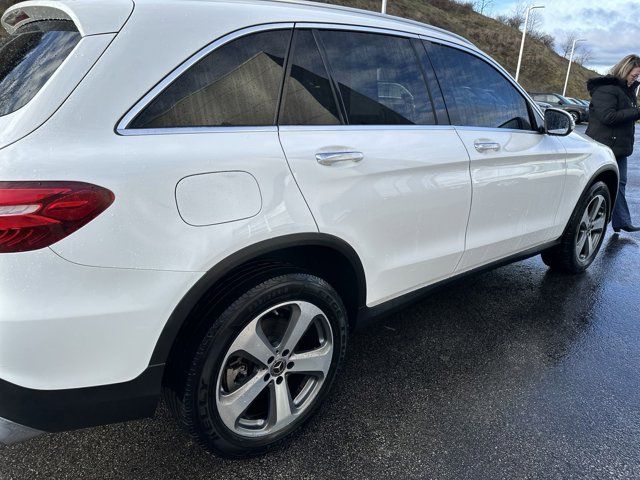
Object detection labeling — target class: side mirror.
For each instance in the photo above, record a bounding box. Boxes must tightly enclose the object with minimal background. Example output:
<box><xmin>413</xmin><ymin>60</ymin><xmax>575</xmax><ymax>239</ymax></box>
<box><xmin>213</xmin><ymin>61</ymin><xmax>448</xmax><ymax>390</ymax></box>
<box><xmin>544</xmin><ymin>108</ymin><xmax>574</xmax><ymax>136</ymax></box>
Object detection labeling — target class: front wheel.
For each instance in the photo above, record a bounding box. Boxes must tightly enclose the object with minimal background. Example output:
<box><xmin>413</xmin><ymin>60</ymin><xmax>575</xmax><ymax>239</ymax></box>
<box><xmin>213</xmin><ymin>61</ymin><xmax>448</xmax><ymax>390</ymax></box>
<box><xmin>541</xmin><ymin>181</ymin><xmax>610</xmax><ymax>273</ymax></box>
<box><xmin>172</xmin><ymin>273</ymin><xmax>348</xmax><ymax>457</ymax></box>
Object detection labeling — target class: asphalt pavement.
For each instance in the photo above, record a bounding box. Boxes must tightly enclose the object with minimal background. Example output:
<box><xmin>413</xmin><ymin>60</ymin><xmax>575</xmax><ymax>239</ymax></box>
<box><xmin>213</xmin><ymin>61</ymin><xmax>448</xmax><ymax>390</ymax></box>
<box><xmin>2</xmin><ymin>125</ymin><xmax>640</xmax><ymax>480</ymax></box>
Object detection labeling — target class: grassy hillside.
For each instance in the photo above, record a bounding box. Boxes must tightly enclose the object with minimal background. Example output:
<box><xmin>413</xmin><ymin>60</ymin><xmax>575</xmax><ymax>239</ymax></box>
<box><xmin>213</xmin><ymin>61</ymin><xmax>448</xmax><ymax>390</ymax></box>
<box><xmin>0</xmin><ymin>0</ymin><xmax>598</xmax><ymax>98</ymax></box>
<box><xmin>320</xmin><ymin>0</ymin><xmax>598</xmax><ymax>98</ymax></box>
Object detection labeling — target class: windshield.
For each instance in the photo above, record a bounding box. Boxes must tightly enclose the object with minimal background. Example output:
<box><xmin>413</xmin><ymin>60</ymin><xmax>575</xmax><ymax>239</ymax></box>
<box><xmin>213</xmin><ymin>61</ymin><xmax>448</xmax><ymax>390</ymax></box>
<box><xmin>555</xmin><ymin>94</ymin><xmax>573</xmax><ymax>104</ymax></box>
<box><xmin>0</xmin><ymin>20</ymin><xmax>80</xmax><ymax>117</ymax></box>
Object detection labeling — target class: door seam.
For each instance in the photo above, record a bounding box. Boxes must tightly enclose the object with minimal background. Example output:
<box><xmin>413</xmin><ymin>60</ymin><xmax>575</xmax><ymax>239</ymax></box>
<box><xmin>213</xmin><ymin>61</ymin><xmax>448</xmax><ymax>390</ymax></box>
<box><xmin>277</xmin><ymin>128</ymin><xmax>320</xmax><ymax>232</ymax></box>
<box><xmin>452</xmin><ymin>126</ymin><xmax>474</xmax><ymax>273</ymax></box>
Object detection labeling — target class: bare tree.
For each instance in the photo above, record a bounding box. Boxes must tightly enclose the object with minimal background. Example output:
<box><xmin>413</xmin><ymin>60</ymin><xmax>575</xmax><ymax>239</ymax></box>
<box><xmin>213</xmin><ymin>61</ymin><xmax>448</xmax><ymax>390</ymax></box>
<box><xmin>515</xmin><ymin>1</ymin><xmax>543</xmax><ymax>32</ymax></box>
<box><xmin>473</xmin><ymin>0</ymin><xmax>494</xmax><ymax>15</ymax></box>
<box><xmin>496</xmin><ymin>1</ymin><xmax>543</xmax><ymax>33</ymax></box>
<box><xmin>560</xmin><ymin>32</ymin><xmax>579</xmax><ymax>58</ymax></box>
<box><xmin>575</xmin><ymin>46</ymin><xmax>593</xmax><ymax>66</ymax></box>
<box><xmin>559</xmin><ymin>32</ymin><xmax>591</xmax><ymax>66</ymax></box>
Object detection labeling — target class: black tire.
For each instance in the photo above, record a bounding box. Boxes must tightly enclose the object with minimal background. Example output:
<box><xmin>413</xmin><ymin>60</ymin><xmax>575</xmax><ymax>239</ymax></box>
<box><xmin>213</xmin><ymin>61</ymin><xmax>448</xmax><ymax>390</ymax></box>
<box><xmin>166</xmin><ymin>273</ymin><xmax>348</xmax><ymax>458</ymax></box>
<box><xmin>541</xmin><ymin>181</ymin><xmax>610</xmax><ymax>273</ymax></box>
<box><xmin>569</xmin><ymin>111</ymin><xmax>580</xmax><ymax>124</ymax></box>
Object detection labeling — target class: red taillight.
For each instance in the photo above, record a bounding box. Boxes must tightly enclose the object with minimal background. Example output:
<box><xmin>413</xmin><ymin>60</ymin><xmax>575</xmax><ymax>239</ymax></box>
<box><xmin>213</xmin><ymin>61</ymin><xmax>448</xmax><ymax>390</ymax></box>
<box><xmin>0</xmin><ymin>181</ymin><xmax>115</xmax><ymax>253</ymax></box>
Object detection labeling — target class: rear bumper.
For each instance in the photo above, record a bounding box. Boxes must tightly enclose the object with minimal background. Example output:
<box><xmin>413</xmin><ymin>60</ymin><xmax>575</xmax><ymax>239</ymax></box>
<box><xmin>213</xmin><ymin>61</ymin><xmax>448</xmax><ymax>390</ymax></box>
<box><xmin>0</xmin><ymin>248</ymin><xmax>199</xmax><ymax>390</ymax></box>
<box><xmin>0</xmin><ymin>365</ymin><xmax>163</xmax><ymax>443</ymax></box>
<box><xmin>0</xmin><ymin>243</ymin><xmax>199</xmax><ymax>441</ymax></box>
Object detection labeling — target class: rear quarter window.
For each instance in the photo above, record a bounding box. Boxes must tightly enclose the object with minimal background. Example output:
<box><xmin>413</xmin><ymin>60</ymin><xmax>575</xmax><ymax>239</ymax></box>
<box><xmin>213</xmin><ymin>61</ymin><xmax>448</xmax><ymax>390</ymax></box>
<box><xmin>0</xmin><ymin>20</ymin><xmax>81</xmax><ymax>117</ymax></box>
<box><xmin>129</xmin><ymin>29</ymin><xmax>292</xmax><ymax>129</ymax></box>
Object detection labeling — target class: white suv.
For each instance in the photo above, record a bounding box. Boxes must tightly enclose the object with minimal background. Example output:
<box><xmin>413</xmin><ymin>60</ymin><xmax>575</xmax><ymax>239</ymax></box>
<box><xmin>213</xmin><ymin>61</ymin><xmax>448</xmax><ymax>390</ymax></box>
<box><xmin>0</xmin><ymin>0</ymin><xmax>617</xmax><ymax>457</ymax></box>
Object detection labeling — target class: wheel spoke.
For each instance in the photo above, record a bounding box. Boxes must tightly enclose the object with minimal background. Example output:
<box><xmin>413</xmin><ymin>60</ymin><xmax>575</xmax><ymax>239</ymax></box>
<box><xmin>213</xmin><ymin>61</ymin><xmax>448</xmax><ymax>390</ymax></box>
<box><xmin>218</xmin><ymin>372</ymin><xmax>267</xmax><ymax>430</ymax></box>
<box><xmin>580</xmin><ymin>209</ymin><xmax>590</xmax><ymax>228</ymax></box>
<box><xmin>592</xmin><ymin>215</ymin><xmax>606</xmax><ymax>232</ymax></box>
<box><xmin>280</xmin><ymin>302</ymin><xmax>324</xmax><ymax>353</ymax></box>
<box><xmin>270</xmin><ymin>380</ymin><xmax>294</xmax><ymax>430</ymax></box>
<box><xmin>576</xmin><ymin>230</ymin><xmax>588</xmax><ymax>256</ymax></box>
<box><xmin>589</xmin><ymin>196</ymin><xmax>604</xmax><ymax>222</ymax></box>
<box><xmin>585</xmin><ymin>232</ymin><xmax>594</xmax><ymax>258</ymax></box>
<box><xmin>289</xmin><ymin>344</ymin><xmax>333</xmax><ymax>376</ymax></box>
<box><xmin>226</xmin><ymin>318</ymin><xmax>274</xmax><ymax>366</ymax></box>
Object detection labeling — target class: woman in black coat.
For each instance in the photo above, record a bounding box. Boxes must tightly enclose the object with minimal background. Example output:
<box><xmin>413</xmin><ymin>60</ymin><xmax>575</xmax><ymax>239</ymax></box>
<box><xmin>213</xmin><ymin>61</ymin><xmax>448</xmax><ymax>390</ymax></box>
<box><xmin>586</xmin><ymin>54</ymin><xmax>640</xmax><ymax>232</ymax></box>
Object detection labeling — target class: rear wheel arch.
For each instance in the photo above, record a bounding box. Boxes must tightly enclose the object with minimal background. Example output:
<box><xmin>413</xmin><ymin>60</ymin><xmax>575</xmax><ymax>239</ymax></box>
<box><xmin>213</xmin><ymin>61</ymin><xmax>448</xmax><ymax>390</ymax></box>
<box><xmin>154</xmin><ymin>234</ymin><xmax>366</xmax><ymax>390</ymax></box>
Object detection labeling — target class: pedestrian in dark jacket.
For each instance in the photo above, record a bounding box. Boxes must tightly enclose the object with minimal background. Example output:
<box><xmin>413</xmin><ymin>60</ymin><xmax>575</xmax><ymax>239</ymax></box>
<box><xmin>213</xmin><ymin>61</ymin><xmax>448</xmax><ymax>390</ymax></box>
<box><xmin>586</xmin><ymin>54</ymin><xmax>640</xmax><ymax>233</ymax></box>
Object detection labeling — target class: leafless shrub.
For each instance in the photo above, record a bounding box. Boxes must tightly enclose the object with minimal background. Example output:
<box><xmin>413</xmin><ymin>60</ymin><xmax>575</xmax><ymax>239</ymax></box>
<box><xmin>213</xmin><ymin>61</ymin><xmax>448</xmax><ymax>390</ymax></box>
<box><xmin>430</xmin><ymin>0</ymin><xmax>474</xmax><ymax>14</ymax></box>
<box><xmin>529</xmin><ymin>31</ymin><xmax>555</xmax><ymax>50</ymax></box>
<box><xmin>472</xmin><ymin>0</ymin><xmax>494</xmax><ymax>14</ymax></box>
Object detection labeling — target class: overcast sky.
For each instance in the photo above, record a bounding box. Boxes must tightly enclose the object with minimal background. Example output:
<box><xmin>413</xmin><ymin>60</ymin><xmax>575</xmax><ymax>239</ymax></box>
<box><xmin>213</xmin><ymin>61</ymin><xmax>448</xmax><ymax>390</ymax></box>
<box><xmin>490</xmin><ymin>0</ymin><xmax>639</xmax><ymax>74</ymax></box>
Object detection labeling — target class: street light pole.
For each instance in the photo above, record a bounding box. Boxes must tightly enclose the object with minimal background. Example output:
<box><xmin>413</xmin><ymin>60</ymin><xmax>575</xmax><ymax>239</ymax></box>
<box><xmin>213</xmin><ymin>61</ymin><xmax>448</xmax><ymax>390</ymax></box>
<box><xmin>563</xmin><ymin>38</ymin><xmax>587</xmax><ymax>97</ymax></box>
<box><xmin>515</xmin><ymin>5</ymin><xmax>545</xmax><ymax>83</ymax></box>
<box><xmin>381</xmin><ymin>0</ymin><xmax>387</xmax><ymax>13</ymax></box>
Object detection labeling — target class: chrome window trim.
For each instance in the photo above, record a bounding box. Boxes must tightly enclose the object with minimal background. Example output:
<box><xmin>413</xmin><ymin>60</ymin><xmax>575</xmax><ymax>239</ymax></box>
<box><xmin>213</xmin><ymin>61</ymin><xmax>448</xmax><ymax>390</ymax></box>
<box><xmin>454</xmin><ymin>125</ymin><xmax>542</xmax><ymax>136</ymax></box>
<box><xmin>116</xmin><ymin>22</ymin><xmax>294</xmax><ymax>135</ymax></box>
<box><xmin>419</xmin><ymin>35</ymin><xmax>545</xmax><ymax>131</ymax></box>
<box><xmin>118</xmin><ymin>22</ymin><xmax>446</xmax><ymax>135</ymax></box>
<box><xmin>278</xmin><ymin>124</ymin><xmax>540</xmax><ymax>135</ymax></box>
<box><xmin>278</xmin><ymin>124</ymin><xmax>455</xmax><ymax>132</ymax></box>
<box><xmin>295</xmin><ymin>22</ymin><xmax>420</xmax><ymax>39</ymax></box>
<box><xmin>119</xmin><ymin>126</ymin><xmax>278</xmax><ymax>136</ymax></box>
<box><xmin>118</xmin><ymin>22</ymin><xmax>540</xmax><ymax>137</ymax></box>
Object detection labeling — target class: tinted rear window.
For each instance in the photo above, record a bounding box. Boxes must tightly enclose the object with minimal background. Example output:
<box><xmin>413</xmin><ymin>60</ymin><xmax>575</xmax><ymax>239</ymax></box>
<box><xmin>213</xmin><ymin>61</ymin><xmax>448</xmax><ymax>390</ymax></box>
<box><xmin>318</xmin><ymin>30</ymin><xmax>436</xmax><ymax>126</ymax></box>
<box><xmin>0</xmin><ymin>20</ymin><xmax>80</xmax><ymax>117</ymax></box>
<box><xmin>425</xmin><ymin>42</ymin><xmax>533</xmax><ymax>130</ymax></box>
<box><xmin>129</xmin><ymin>29</ymin><xmax>291</xmax><ymax>129</ymax></box>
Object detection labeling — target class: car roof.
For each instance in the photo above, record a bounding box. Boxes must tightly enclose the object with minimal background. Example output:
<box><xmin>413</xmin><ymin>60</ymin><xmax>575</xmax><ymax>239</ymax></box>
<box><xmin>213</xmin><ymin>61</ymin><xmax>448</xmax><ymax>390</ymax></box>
<box><xmin>4</xmin><ymin>0</ymin><xmax>475</xmax><ymax>48</ymax></box>
<box><xmin>136</xmin><ymin>0</ymin><xmax>475</xmax><ymax>47</ymax></box>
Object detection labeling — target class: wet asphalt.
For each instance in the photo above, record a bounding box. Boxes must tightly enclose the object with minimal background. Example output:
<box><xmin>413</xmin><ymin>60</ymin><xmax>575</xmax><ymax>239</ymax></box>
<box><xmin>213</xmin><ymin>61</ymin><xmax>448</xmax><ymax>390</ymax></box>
<box><xmin>2</xmin><ymin>125</ymin><xmax>640</xmax><ymax>480</ymax></box>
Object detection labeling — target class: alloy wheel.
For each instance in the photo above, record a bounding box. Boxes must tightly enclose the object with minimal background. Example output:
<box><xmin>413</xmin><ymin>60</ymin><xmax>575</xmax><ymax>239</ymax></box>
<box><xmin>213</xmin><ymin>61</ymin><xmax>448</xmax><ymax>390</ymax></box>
<box><xmin>215</xmin><ymin>300</ymin><xmax>334</xmax><ymax>438</ymax></box>
<box><xmin>575</xmin><ymin>194</ymin><xmax>607</xmax><ymax>264</ymax></box>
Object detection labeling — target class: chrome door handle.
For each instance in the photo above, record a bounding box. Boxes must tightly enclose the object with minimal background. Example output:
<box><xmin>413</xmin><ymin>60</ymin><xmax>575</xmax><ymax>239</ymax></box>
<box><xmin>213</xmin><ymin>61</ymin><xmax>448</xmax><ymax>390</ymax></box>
<box><xmin>315</xmin><ymin>151</ymin><xmax>364</xmax><ymax>166</ymax></box>
<box><xmin>474</xmin><ymin>141</ymin><xmax>501</xmax><ymax>153</ymax></box>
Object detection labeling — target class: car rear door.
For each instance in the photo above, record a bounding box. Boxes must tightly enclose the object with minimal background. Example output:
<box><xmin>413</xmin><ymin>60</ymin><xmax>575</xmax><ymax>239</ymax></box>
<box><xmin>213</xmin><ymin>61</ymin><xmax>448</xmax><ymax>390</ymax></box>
<box><xmin>423</xmin><ymin>40</ymin><xmax>567</xmax><ymax>272</ymax></box>
<box><xmin>278</xmin><ymin>27</ymin><xmax>472</xmax><ymax>306</ymax></box>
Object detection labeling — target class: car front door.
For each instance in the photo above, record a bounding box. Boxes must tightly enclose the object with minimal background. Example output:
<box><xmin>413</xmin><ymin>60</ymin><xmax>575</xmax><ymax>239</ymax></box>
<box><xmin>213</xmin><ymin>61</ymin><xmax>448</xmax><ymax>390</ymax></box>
<box><xmin>278</xmin><ymin>28</ymin><xmax>472</xmax><ymax>306</ymax></box>
<box><xmin>423</xmin><ymin>40</ymin><xmax>567</xmax><ymax>272</ymax></box>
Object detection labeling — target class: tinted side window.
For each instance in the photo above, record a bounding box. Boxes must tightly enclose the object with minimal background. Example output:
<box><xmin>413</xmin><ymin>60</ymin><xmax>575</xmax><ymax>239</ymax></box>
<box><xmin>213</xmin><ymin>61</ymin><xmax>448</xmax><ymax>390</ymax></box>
<box><xmin>0</xmin><ymin>20</ymin><xmax>80</xmax><ymax>117</ymax></box>
<box><xmin>425</xmin><ymin>42</ymin><xmax>533</xmax><ymax>130</ymax></box>
<box><xmin>130</xmin><ymin>30</ymin><xmax>291</xmax><ymax>129</ymax></box>
<box><xmin>280</xmin><ymin>30</ymin><xmax>341</xmax><ymax>125</ymax></box>
<box><xmin>318</xmin><ymin>30</ymin><xmax>436</xmax><ymax>125</ymax></box>
<box><xmin>411</xmin><ymin>38</ymin><xmax>448</xmax><ymax>124</ymax></box>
